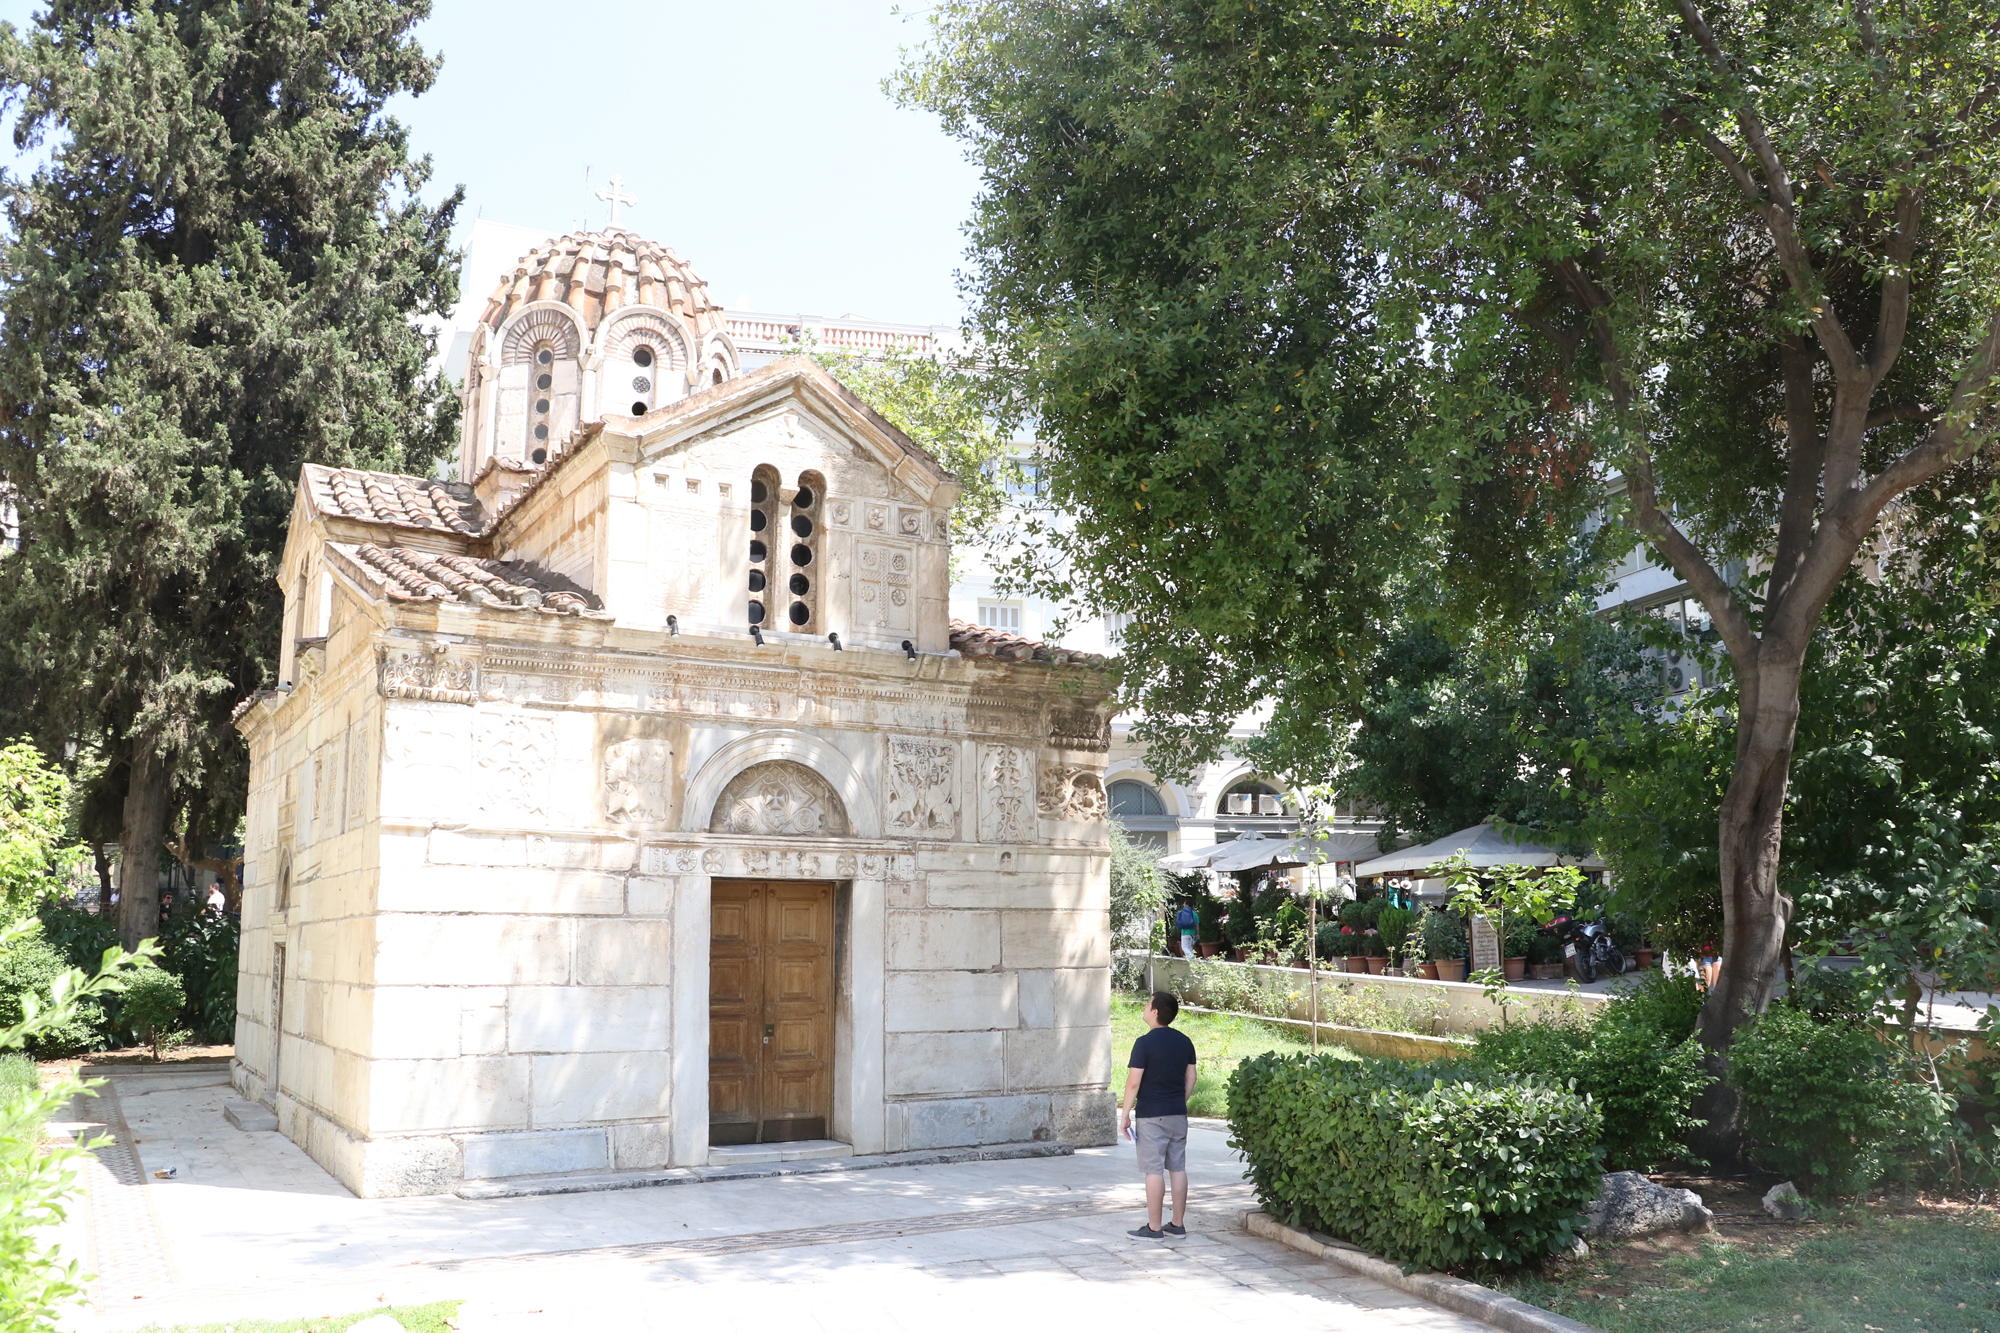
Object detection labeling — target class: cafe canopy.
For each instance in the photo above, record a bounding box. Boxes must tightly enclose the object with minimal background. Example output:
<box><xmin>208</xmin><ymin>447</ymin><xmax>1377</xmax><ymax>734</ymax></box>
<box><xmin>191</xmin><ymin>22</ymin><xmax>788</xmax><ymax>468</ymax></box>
<box><xmin>1350</xmin><ymin>819</ymin><xmax>1604</xmax><ymax>879</ymax></box>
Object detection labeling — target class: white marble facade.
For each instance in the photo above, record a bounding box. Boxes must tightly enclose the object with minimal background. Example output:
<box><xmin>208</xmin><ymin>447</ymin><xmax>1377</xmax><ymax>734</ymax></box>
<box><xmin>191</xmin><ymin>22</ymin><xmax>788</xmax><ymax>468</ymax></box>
<box><xmin>231</xmin><ymin>231</ymin><xmax>1118</xmax><ymax>1197</ymax></box>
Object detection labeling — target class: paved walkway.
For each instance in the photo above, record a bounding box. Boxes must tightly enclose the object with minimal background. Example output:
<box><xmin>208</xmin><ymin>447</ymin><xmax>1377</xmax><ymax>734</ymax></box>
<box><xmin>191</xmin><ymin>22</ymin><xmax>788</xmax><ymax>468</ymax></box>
<box><xmin>50</xmin><ymin>1064</ymin><xmax>1501</xmax><ymax>1333</ymax></box>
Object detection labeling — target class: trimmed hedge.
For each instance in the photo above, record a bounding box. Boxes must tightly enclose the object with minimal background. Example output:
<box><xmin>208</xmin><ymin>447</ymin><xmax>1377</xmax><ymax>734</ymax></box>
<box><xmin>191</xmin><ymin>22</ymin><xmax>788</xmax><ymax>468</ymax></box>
<box><xmin>1228</xmin><ymin>1052</ymin><xmax>1602</xmax><ymax>1269</ymax></box>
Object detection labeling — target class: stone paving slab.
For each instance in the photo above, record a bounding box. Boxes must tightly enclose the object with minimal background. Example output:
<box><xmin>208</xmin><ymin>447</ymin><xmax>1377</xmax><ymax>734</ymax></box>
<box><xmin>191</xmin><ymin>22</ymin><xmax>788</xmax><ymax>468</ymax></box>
<box><xmin>54</xmin><ymin>1072</ymin><xmax>1502</xmax><ymax>1333</ymax></box>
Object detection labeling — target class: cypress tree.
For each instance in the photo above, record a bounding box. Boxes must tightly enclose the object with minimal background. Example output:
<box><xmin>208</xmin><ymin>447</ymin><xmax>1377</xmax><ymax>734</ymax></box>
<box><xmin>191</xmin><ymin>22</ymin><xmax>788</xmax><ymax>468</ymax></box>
<box><xmin>0</xmin><ymin>0</ymin><xmax>462</xmax><ymax>947</ymax></box>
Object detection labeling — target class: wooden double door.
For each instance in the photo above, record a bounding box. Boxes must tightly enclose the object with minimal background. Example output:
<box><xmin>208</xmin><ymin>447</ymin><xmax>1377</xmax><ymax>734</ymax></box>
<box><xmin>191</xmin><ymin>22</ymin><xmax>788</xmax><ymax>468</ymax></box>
<box><xmin>708</xmin><ymin>879</ymin><xmax>835</xmax><ymax>1146</ymax></box>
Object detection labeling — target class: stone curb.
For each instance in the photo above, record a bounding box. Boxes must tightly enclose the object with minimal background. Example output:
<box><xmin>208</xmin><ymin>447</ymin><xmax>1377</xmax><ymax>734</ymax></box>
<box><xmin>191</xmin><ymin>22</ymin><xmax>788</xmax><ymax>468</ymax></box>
<box><xmin>457</xmin><ymin>1141</ymin><xmax>1076</xmax><ymax>1199</ymax></box>
<box><xmin>1241</xmin><ymin>1210</ymin><xmax>1602</xmax><ymax>1333</ymax></box>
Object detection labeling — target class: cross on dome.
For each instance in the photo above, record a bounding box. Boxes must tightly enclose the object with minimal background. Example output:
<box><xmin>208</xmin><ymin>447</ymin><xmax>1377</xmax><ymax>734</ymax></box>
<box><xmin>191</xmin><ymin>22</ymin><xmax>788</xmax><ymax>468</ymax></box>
<box><xmin>596</xmin><ymin>174</ymin><xmax>636</xmax><ymax>229</ymax></box>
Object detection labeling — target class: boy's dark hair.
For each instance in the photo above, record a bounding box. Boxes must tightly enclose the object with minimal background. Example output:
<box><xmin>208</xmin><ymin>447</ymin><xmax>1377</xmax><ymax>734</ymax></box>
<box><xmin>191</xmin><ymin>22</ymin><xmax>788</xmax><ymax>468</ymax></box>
<box><xmin>1150</xmin><ymin>991</ymin><xmax>1180</xmax><ymax>1025</ymax></box>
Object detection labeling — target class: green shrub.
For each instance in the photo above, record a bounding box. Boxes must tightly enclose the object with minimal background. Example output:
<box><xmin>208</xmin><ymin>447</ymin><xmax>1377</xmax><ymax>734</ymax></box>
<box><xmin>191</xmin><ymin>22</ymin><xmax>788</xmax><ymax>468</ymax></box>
<box><xmin>0</xmin><ymin>917</ymin><xmax>150</xmax><ymax>1329</ymax></box>
<box><xmin>1729</xmin><ymin>1004</ymin><xmax>1898</xmax><ymax>1195</ymax></box>
<box><xmin>1468</xmin><ymin>972</ymin><xmax>1713</xmax><ymax>1171</ymax></box>
<box><xmin>1612</xmin><ymin>968</ymin><xmax>1705</xmax><ymax>1044</ymax></box>
<box><xmin>120</xmin><ymin>964</ymin><xmax>188</xmax><ymax>1061</ymax></box>
<box><xmin>1228</xmin><ymin>1051</ymin><xmax>1602</xmax><ymax>1269</ymax></box>
<box><xmin>158</xmin><ymin>906</ymin><xmax>239</xmax><ymax>1043</ymax></box>
<box><xmin>1420</xmin><ymin>906</ymin><xmax>1467</xmax><ymax>960</ymax></box>
<box><xmin>1377</xmin><ymin>905</ymin><xmax>1416</xmax><ymax>956</ymax></box>
<box><xmin>0</xmin><ymin>933</ymin><xmax>103</xmax><ymax>1056</ymax></box>
<box><xmin>0</xmin><ymin>1054</ymin><xmax>35</xmax><ymax>1098</ymax></box>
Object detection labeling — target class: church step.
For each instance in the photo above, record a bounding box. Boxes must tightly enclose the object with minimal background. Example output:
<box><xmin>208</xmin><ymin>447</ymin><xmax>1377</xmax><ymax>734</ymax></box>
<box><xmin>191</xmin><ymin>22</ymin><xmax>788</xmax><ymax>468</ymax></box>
<box><xmin>454</xmin><ymin>1140</ymin><xmax>1073</xmax><ymax>1200</ymax></box>
<box><xmin>705</xmin><ymin>1138</ymin><xmax>854</xmax><ymax>1167</ymax></box>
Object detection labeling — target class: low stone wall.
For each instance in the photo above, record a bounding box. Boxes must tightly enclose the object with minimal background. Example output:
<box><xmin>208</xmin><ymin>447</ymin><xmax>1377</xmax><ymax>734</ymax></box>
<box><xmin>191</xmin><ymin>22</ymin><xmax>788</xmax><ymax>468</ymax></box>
<box><xmin>1132</xmin><ymin>952</ymin><xmax>1608</xmax><ymax>1037</ymax></box>
<box><xmin>1176</xmin><ymin>1005</ymin><xmax>1468</xmax><ymax>1060</ymax></box>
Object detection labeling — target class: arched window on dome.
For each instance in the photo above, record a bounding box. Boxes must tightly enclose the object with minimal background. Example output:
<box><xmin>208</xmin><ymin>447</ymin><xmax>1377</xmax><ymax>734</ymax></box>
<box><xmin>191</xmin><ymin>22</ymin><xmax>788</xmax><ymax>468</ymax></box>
<box><xmin>785</xmin><ymin>470</ymin><xmax>826</xmax><ymax>633</ymax></box>
<box><xmin>627</xmin><ymin>343</ymin><xmax>657</xmax><ymax>417</ymax></box>
<box><xmin>527</xmin><ymin>341</ymin><xmax>555</xmax><ymax>464</ymax></box>
<box><xmin>747</xmin><ymin>464</ymin><xmax>781</xmax><ymax>630</ymax></box>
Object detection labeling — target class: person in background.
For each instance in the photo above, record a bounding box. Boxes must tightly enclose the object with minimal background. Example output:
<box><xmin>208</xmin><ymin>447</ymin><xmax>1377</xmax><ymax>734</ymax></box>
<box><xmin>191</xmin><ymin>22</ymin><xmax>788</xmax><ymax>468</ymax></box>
<box><xmin>1175</xmin><ymin>902</ymin><xmax>1198</xmax><ymax>958</ymax></box>
<box><xmin>206</xmin><ymin>882</ymin><xmax>226</xmax><ymax>914</ymax></box>
<box><xmin>1119</xmin><ymin>990</ymin><xmax>1198</xmax><ymax>1240</ymax></box>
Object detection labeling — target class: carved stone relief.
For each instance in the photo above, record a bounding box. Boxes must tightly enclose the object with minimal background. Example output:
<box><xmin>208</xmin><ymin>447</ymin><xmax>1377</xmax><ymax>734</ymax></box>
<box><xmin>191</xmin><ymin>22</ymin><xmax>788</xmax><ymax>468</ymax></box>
<box><xmin>885</xmin><ymin>737</ymin><xmax>958</xmax><ymax>838</ymax></box>
<box><xmin>855</xmin><ymin>543</ymin><xmax>914</xmax><ymax>634</ymax></box>
<box><xmin>836</xmin><ymin>854</ymin><xmax>858</xmax><ymax>876</ymax></box>
<box><xmin>603</xmin><ymin>738</ymin><xmax>672</xmax><ymax>825</ymax></box>
<box><xmin>1049</xmin><ymin>705</ymin><xmax>1111</xmax><ymax>752</ymax></box>
<box><xmin>977</xmin><ymin>743</ymin><xmax>1036</xmax><ymax>843</ymax></box>
<box><xmin>866</xmin><ymin>505</ymin><xmax>887</xmax><ymax>531</ymax></box>
<box><xmin>830</xmin><ymin>501</ymin><xmax>853</xmax><ymax>528</ymax></box>
<box><xmin>709</xmin><ymin>761</ymin><xmax>849</xmax><ymax>837</ymax></box>
<box><xmin>702</xmin><ymin>849</ymin><xmax>725</xmax><ymax>873</ymax></box>
<box><xmin>380</xmin><ymin>643</ymin><xmax>475</xmax><ymax>704</ymax></box>
<box><xmin>1037</xmin><ymin>765</ymin><xmax>1108</xmax><ymax>822</ymax></box>
<box><xmin>476</xmin><ymin>712</ymin><xmax>556</xmax><ymax>823</ymax></box>
<box><xmin>898</xmin><ymin>507</ymin><xmax>924</xmax><ymax>536</ymax></box>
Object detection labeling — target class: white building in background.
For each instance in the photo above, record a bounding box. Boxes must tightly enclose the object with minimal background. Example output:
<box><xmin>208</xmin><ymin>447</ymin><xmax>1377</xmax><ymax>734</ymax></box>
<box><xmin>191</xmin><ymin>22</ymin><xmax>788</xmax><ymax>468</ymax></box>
<box><xmin>437</xmin><ymin>219</ymin><xmax>1386</xmax><ymax>872</ymax></box>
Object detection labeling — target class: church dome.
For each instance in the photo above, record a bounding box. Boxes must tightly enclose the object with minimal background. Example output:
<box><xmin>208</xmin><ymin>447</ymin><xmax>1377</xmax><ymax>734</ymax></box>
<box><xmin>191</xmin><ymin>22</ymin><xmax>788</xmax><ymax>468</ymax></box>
<box><xmin>476</xmin><ymin>230</ymin><xmax>728</xmax><ymax>342</ymax></box>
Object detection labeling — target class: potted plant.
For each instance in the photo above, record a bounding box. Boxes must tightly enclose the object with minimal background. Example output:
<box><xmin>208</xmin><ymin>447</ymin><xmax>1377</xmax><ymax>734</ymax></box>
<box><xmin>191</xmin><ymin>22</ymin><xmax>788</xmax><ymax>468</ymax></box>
<box><xmin>1634</xmin><ymin>937</ymin><xmax>1657</xmax><ymax>970</ymax></box>
<box><xmin>1423</xmin><ymin>907</ymin><xmax>1469</xmax><ymax>983</ymax></box>
<box><xmin>1363</xmin><ymin>930</ymin><xmax>1388</xmax><ymax>974</ymax></box>
<box><xmin>1339</xmin><ymin>926</ymin><xmax>1368</xmax><ymax>973</ymax></box>
<box><xmin>1502</xmin><ymin>913</ymin><xmax>1537</xmax><ymax>982</ymax></box>
<box><xmin>1377</xmin><ymin>906</ymin><xmax>1415</xmax><ymax>978</ymax></box>
<box><xmin>1402</xmin><ymin>933</ymin><xmax>1436</xmax><ymax>980</ymax></box>
<box><xmin>1195</xmin><ymin>904</ymin><xmax>1224</xmax><ymax>958</ymax></box>
<box><xmin>1527</xmin><ymin>929</ymin><xmax>1565</xmax><ymax>979</ymax></box>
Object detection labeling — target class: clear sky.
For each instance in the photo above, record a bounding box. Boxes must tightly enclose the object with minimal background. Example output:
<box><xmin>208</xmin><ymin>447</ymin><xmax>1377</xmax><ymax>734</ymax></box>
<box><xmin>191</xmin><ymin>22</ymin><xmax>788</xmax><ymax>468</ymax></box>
<box><xmin>0</xmin><ymin>1</ymin><xmax>984</xmax><ymax>326</ymax></box>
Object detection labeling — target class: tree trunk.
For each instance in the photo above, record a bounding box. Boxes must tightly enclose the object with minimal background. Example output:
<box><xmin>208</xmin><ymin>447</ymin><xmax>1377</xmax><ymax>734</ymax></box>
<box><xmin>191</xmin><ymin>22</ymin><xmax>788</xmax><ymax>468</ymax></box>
<box><xmin>115</xmin><ymin>743</ymin><xmax>172</xmax><ymax>952</ymax></box>
<box><xmin>1690</xmin><ymin>654</ymin><xmax>1802</xmax><ymax>1159</ymax></box>
<box><xmin>93</xmin><ymin>843</ymin><xmax>113</xmax><ymax>914</ymax></box>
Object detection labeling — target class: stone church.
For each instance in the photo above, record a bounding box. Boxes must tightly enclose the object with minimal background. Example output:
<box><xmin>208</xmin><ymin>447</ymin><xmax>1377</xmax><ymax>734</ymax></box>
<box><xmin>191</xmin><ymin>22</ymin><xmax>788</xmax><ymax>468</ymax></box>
<box><xmin>230</xmin><ymin>229</ymin><xmax>1118</xmax><ymax>1197</ymax></box>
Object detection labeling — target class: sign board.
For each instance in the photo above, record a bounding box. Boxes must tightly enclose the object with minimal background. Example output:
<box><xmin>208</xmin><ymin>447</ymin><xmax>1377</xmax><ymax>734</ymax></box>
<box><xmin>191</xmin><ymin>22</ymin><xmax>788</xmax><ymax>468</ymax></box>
<box><xmin>1469</xmin><ymin>914</ymin><xmax>1501</xmax><ymax>974</ymax></box>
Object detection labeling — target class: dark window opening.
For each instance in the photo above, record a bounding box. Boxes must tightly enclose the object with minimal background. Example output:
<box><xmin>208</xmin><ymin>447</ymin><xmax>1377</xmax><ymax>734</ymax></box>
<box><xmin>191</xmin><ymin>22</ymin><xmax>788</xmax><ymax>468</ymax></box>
<box><xmin>790</xmin><ymin>544</ymin><xmax>812</xmax><ymax>566</ymax></box>
<box><xmin>789</xmin><ymin>573</ymin><xmax>809</xmax><ymax>595</ymax></box>
<box><xmin>788</xmin><ymin>602</ymin><xmax>810</xmax><ymax>626</ymax></box>
<box><xmin>748</xmin><ymin>570</ymin><xmax>766</xmax><ymax>592</ymax></box>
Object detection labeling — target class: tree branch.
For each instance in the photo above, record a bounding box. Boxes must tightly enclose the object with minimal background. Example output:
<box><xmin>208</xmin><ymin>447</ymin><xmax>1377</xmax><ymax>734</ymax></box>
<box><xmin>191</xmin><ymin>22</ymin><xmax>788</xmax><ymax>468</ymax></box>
<box><xmin>1863</xmin><ymin>402</ymin><xmax>1935</xmax><ymax>429</ymax></box>
<box><xmin>1767</xmin><ymin>334</ymin><xmax>1824</xmax><ymax>608</ymax></box>
<box><xmin>1542</xmin><ymin>250</ymin><xmax>1761</xmax><ymax>666</ymax></box>
<box><xmin>1767</xmin><ymin>305</ymin><xmax>2000</xmax><ymax>647</ymax></box>
<box><xmin>1867</xmin><ymin>190</ymin><xmax>1920</xmax><ymax>386</ymax></box>
<box><xmin>1669</xmin><ymin>0</ymin><xmax>1863</xmax><ymax>376</ymax></box>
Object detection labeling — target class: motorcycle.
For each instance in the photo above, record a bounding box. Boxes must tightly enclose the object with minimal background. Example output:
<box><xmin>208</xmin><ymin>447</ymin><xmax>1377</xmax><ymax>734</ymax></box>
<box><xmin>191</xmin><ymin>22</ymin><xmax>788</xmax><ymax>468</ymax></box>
<box><xmin>1551</xmin><ymin>914</ymin><xmax>1624</xmax><ymax>984</ymax></box>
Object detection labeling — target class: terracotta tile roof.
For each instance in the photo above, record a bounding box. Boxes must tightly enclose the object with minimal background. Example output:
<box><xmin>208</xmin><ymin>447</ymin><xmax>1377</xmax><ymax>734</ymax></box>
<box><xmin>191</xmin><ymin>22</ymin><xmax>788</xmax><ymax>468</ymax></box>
<box><xmin>949</xmin><ymin>619</ymin><xmax>1111</xmax><ymax>667</ymax></box>
<box><xmin>229</xmin><ymin>689</ymin><xmax>278</xmax><ymax>724</ymax></box>
<box><xmin>332</xmin><ymin>542</ymin><xmax>605</xmax><ymax>616</ymax></box>
<box><xmin>478</xmin><ymin>229</ymin><xmax>728</xmax><ymax>342</ymax></box>
<box><xmin>303</xmin><ymin>465</ymin><xmax>483</xmax><ymax>535</ymax></box>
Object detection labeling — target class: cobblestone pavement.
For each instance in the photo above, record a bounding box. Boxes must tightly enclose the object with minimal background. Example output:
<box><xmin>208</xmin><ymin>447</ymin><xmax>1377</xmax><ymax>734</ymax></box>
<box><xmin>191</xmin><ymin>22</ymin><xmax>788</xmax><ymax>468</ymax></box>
<box><xmin>54</xmin><ymin>1067</ymin><xmax>1501</xmax><ymax>1333</ymax></box>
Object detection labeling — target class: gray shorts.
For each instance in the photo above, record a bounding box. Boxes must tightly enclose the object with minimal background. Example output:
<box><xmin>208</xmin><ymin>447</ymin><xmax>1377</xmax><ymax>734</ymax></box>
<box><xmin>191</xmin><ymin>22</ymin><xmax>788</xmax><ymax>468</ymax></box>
<box><xmin>1133</xmin><ymin>1114</ymin><xmax>1188</xmax><ymax>1175</ymax></box>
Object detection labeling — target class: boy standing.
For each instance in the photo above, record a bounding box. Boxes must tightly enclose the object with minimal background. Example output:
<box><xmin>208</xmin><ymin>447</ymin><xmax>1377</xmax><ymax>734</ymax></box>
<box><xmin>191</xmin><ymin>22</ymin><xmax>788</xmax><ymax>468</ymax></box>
<box><xmin>1175</xmin><ymin>903</ymin><xmax>1198</xmax><ymax>958</ymax></box>
<box><xmin>1119</xmin><ymin>990</ymin><xmax>1198</xmax><ymax>1240</ymax></box>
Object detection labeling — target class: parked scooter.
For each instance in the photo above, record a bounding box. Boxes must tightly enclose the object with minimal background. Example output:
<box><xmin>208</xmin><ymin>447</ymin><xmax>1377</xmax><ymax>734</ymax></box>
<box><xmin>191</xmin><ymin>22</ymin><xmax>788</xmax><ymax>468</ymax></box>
<box><xmin>1550</xmin><ymin>914</ymin><xmax>1624</xmax><ymax>984</ymax></box>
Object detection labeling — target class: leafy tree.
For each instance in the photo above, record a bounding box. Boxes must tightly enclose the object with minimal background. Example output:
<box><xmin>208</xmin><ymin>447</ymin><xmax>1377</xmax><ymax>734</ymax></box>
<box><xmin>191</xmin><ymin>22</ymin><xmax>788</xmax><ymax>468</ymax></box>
<box><xmin>0</xmin><ymin>0</ymin><xmax>463</xmax><ymax>948</ymax></box>
<box><xmin>1344</xmin><ymin>599</ymin><xmax>1663</xmax><ymax>849</ymax></box>
<box><xmin>0</xmin><ymin>739</ymin><xmax>77</xmax><ymax>912</ymax></box>
<box><xmin>803</xmin><ymin>342</ymin><xmax>1019</xmax><ymax>547</ymax></box>
<box><xmin>901</xmin><ymin>0</ymin><xmax>2000</xmax><ymax>1134</ymax></box>
<box><xmin>1108</xmin><ymin>819</ymin><xmax>1168</xmax><ymax>947</ymax></box>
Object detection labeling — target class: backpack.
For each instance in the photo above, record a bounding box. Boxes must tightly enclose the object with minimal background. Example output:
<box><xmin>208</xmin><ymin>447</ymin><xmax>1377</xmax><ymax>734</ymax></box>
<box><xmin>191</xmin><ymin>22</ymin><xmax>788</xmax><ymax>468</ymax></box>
<box><xmin>1175</xmin><ymin>905</ymin><xmax>1197</xmax><ymax>930</ymax></box>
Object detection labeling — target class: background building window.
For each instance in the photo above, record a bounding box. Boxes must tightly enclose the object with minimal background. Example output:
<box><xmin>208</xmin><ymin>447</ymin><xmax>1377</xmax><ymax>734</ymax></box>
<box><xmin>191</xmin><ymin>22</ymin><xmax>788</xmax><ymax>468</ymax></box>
<box><xmin>1108</xmin><ymin>778</ymin><xmax>1176</xmax><ymax>854</ymax></box>
<box><xmin>978</xmin><ymin>601</ymin><xmax>1022</xmax><ymax>631</ymax></box>
<box><xmin>1103</xmin><ymin>612</ymin><xmax>1134</xmax><ymax>647</ymax></box>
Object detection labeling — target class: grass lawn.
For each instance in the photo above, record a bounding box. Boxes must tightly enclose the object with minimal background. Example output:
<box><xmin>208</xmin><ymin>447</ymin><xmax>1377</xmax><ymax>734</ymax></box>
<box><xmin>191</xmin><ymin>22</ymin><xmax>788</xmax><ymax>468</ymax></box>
<box><xmin>1502</xmin><ymin>1193</ymin><xmax>2000</xmax><ymax>1333</ymax></box>
<box><xmin>137</xmin><ymin>1302</ymin><xmax>461</xmax><ymax>1332</ymax></box>
<box><xmin>1108</xmin><ymin>992</ymin><xmax>1354</xmax><ymax>1119</ymax></box>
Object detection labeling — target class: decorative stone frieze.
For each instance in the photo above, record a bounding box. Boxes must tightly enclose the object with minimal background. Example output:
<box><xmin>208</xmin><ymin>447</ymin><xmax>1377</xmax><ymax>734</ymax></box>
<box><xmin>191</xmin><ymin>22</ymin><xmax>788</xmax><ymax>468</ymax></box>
<box><xmin>1037</xmin><ymin>765</ymin><xmax>1108</xmax><ymax>822</ymax></box>
<box><xmin>978</xmin><ymin>744</ymin><xmax>1036</xmax><ymax>844</ymax></box>
<box><xmin>379</xmin><ymin>643</ymin><xmax>476</xmax><ymax>704</ymax></box>
<box><xmin>710</xmin><ymin>761</ymin><xmax>847</xmax><ymax>836</ymax></box>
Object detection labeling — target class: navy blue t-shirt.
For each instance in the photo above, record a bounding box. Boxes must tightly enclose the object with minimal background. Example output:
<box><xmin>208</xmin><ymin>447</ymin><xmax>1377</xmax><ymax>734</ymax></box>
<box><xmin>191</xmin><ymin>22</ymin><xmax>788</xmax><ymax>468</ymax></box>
<box><xmin>1129</xmin><ymin>1025</ymin><xmax>1198</xmax><ymax>1118</ymax></box>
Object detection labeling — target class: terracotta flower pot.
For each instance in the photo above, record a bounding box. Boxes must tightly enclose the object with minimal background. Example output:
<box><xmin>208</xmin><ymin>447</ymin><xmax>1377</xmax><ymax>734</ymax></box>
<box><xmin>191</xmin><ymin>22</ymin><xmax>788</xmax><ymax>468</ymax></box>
<box><xmin>1635</xmin><ymin>948</ymin><xmax>1656</xmax><ymax>970</ymax></box>
<box><xmin>1196</xmin><ymin>942</ymin><xmax>1219</xmax><ymax>958</ymax></box>
<box><xmin>1434</xmin><ymin>958</ymin><xmax>1466</xmax><ymax>983</ymax></box>
<box><xmin>1418</xmin><ymin>961</ymin><xmax>1439</xmax><ymax>980</ymax></box>
<box><xmin>1504</xmin><ymin>956</ymin><xmax>1527</xmax><ymax>981</ymax></box>
<box><xmin>1343</xmin><ymin>956</ymin><xmax>1368</xmax><ymax>974</ymax></box>
<box><xmin>1365</xmin><ymin>956</ymin><xmax>1387</xmax><ymax>975</ymax></box>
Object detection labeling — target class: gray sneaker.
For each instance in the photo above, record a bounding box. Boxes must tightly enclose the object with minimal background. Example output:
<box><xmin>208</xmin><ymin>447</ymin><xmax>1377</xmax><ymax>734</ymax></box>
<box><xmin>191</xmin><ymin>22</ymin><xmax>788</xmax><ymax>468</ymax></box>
<box><xmin>1128</xmin><ymin>1225</ymin><xmax>1164</xmax><ymax>1240</ymax></box>
<box><xmin>1163</xmin><ymin>1223</ymin><xmax>1187</xmax><ymax>1237</ymax></box>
